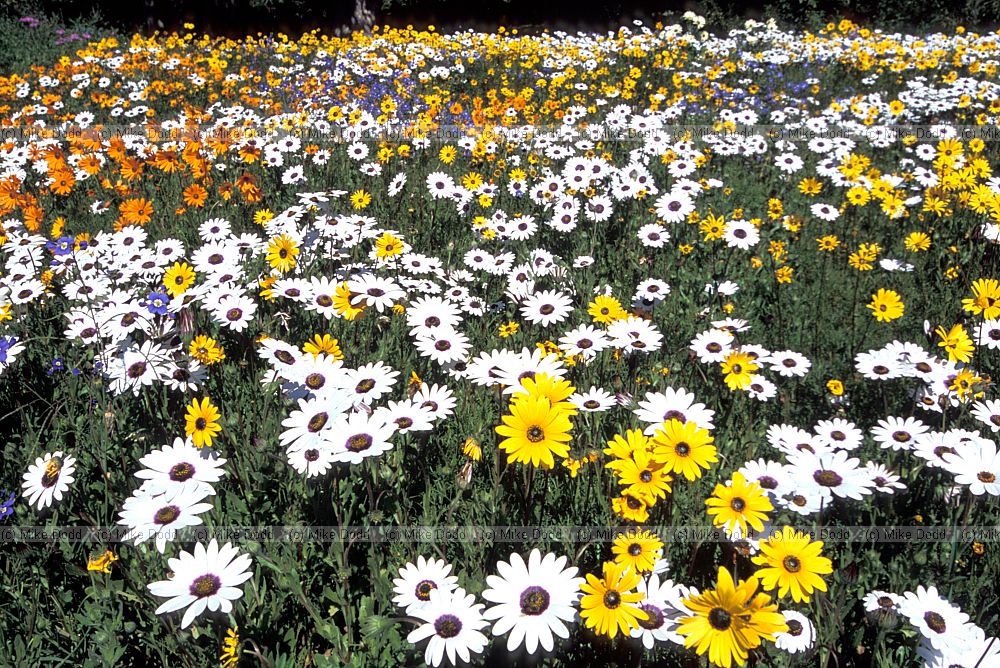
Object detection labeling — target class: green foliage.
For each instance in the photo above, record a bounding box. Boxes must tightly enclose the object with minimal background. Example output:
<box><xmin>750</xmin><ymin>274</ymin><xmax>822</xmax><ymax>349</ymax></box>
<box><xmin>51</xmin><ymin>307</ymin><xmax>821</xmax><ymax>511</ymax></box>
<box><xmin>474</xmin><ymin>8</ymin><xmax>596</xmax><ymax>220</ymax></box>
<box><xmin>0</xmin><ymin>5</ymin><xmax>116</xmax><ymax>75</ymax></box>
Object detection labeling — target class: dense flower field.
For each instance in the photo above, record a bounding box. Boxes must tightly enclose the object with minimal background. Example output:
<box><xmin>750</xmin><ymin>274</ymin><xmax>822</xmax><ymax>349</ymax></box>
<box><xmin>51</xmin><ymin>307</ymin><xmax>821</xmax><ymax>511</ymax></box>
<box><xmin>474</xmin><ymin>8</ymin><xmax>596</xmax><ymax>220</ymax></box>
<box><xmin>1</xmin><ymin>14</ymin><xmax>1000</xmax><ymax>667</ymax></box>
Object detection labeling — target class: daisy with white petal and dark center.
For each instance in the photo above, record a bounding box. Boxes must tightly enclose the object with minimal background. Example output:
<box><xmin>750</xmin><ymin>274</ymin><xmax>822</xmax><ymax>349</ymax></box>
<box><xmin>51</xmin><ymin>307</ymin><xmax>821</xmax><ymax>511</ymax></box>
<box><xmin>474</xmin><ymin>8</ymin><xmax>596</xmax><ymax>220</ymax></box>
<box><xmin>466</xmin><ymin>348</ymin><xmax>519</xmax><ymax>387</ymax></box>
<box><xmin>863</xmin><ymin>590</ymin><xmax>902</xmax><ymax>614</ymax></box>
<box><xmin>740</xmin><ymin>344</ymin><xmax>772</xmax><ymax>363</ymax></box>
<box><xmin>653</xmin><ymin>190</ymin><xmax>694</xmax><ymax>223</ymax></box>
<box><xmin>258</xmin><ymin>337</ymin><xmax>304</xmax><ymax>376</ymax></box>
<box><xmin>118</xmin><ymin>481</ymin><xmax>215</xmax><ymax>553</ymax></box>
<box><xmin>304</xmin><ymin>276</ymin><xmax>340</xmax><ymax>319</ymax></box>
<box><xmin>407</xmin><ymin>587</ymin><xmax>489</xmax><ymax>667</ymax></box>
<box><xmin>769</xmin><ymin>425</ymin><xmax>833</xmax><ymax>458</ymax></box>
<box><xmin>774</xmin><ymin>152</ymin><xmax>803</xmax><ymax>173</ymax></box>
<box><xmin>508</xmin><ymin>216</ymin><xmax>538</xmax><ymax>241</ymax></box>
<box><xmin>558</xmin><ymin>324</ymin><xmax>610</xmax><ymax>360</ymax></box>
<box><xmin>788</xmin><ymin>449</ymin><xmax>875</xmax><ymax>501</ymax></box>
<box><xmin>134</xmin><ymin>437</ymin><xmax>227</xmax><ymax>496</ymax></box>
<box><xmin>388</xmin><ymin>172</ymin><xmax>407</xmax><ymax>196</ymax></box>
<box><xmin>776</xmin><ymin>486</ymin><xmax>827</xmax><ymax>516</ymax></box>
<box><xmin>326</xmin><ymin>411</ymin><xmax>395</xmax><ymax>465</ymax></box>
<box><xmin>723</xmin><ymin>220</ymin><xmax>760</xmax><ymax>250</ymax></box>
<box><xmin>855</xmin><ymin>349</ymin><xmax>906</xmax><ymax>380</ymax></box>
<box><xmin>737</xmin><ymin>459</ymin><xmax>789</xmax><ymax>499</ymax></box>
<box><xmin>426</xmin><ymin>172</ymin><xmax>456</xmax><ymax>199</ymax></box>
<box><xmin>912</xmin><ymin>431</ymin><xmax>963</xmax><ymax>469</ymax></box>
<box><xmin>942</xmin><ymin>438</ymin><xmax>1000</xmax><ymax>496</ymax></box>
<box><xmin>495</xmin><ymin>348</ymin><xmax>567</xmax><ymax>395</ymax></box>
<box><xmin>271</xmin><ymin>277</ymin><xmax>313</xmax><ymax>304</ymax></box>
<box><xmin>198</xmin><ymin>217</ymin><xmax>231</xmax><ymax>241</ymax></box>
<box><xmin>213</xmin><ymin>294</ymin><xmax>257</xmax><ymax>333</ymax></box>
<box><xmin>974</xmin><ymin>319</ymin><xmax>1000</xmax><ymax>350</ymax></box>
<box><xmin>373</xmin><ymin>399</ymin><xmax>435</xmax><ymax>434</ymax></box>
<box><xmin>286</xmin><ymin>441</ymin><xmax>335</xmax><ymax>477</ymax></box>
<box><xmin>22</xmin><ymin>451</ymin><xmax>77</xmax><ymax>510</ymax></box>
<box><xmin>766</xmin><ymin>350</ymin><xmax>812</xmax><ymax>378</ymax></box>
<box><xmin>415</xmin><ymin>328</ymin><xmax>471</xmax><ymax>365</ymax></box>
<box><xmin>392</xmin><ymin>555</ymin><xmax>459</xmax><ymax>614</ymax></box>
<box><xmin>413</xmin><ymin>383</ymin><xmax>457</xmax><ymax>421</ymax></box>
<box><xmin>764</xmin><ymin>425</ymin><xmax>810</xmax><ymax>452</ymax></box>
<box><xmin>870</xmin><ymin>416</ymin><xmax>928</xmax><ymax>451</ymax></box>
<box><xmin>917</xmin><ymin>623</ymin><xmax>1000</xmax><ymax>668</ymax></box>
<box><xmin>114</xmin><ymin>342</ymin><xmax>165</xmax><ymax>394</ymax></box>
<box><xmin>191</xmin><ymin>242</ymin><xmax>239</xmax><ymax>275</ymax></box>
<box><xmin>347</xmin><ymin>275</ymin><xmax>404</xmax><ymax>313</ymax></box>
<box><xmin>711</xmin><ymin>318</ymin><xmax>750</xmax><ymax>334</ymax></box>
<box><xmin>634</xmin><ymin>278</ymin><xmax>670</xmax><ymax>304</ymax></box>
<box><xmin>637</xmin><ymin>223</ymin><xmax>670</xmax><ymax>248</ymax></box>
<box><xmin>901</xmin><ymin>350</ymin><xmax>950</xmax><ymax>383</ymax></box>
<box><xmin>971</xmin><ymin>399</ymin><xmax>1000</xmax><ymax>433</ymax></box>
<box><xmin>689</xmin><ymin>328</ymin><xmax>734</xmax><ymax>364</ymax></box>
<box><xmin>481</xmin><ymin>549</ymin><xmax>583</xmax><ymax>655</ymax></box>
<box><xmin>898</xmin><ymin>586</ymin><xmax>976</xmax><ymax>654</ymax></box>
<box><xmin>463</xmin><ymin>248</ymin><xmax>494</xmax><ymax>272</ymax></box>
<box><xmin>406</xmin><ymin>296</ymin><xmax>463</xmax><ymax>338</ymax></box>
<box><xmin>865</xmin><ymin>463</ymin><xmax>907</xmax><ymax>494</ymax></box>
<box><xmin>774</xmin><ymin>610</ymin><xmax>815</xmax><ymax>654</ymax></box>
<box><xmin>284</xmin><ymin>353</ymin><xmax>345</xmax><ymax>400</ymax></box>
<box><xmin>520</xmin><ymin>290</ymin><xmax>574</xmax><ymax>328</ymax></box>
<box><xmin>147</xmin><ymin>539</ymin><xmax>253</xmax><ymax>629</ymax></box>
<box><xmin>569</xmin><ymin>386</ymin><xmax>616</xmax><ymax>412</ymax></box>
<box><xmin>634</xmin><ymin>388</ymin><xmax>716</xmax><ymax>435</ymax></box>
<box><xmin>338</xmin><ymin>361</ymin><xmax>400</xmax><ymax>407</ymax></box>
<box><xmin>746</xmin><ymin>375</ymin><xmax>777</xmax><ymax>402</ymax></box>
<box><xmin>584</xmin><ymin>195</ymin><xmax>614</xmax><ymax>222</ymax></box>
<box><xmin>813</xmin><ymin>418</ymin><xmax>863</xmax><ymax>451</ymax></box>
<box><xmin>607</xmin><ymin>316</ymin><xmax>663</xmax><ymax>353</ymax></box>
<box><xmin>630</xmin><ymin>574</ymin><xmax>690</xmax><ymax>648</ymax></box>
<box><xmin>163</xmin><ymin>361</ymin><xmax>208</xmax><ymax>393</ymax></box>
<box><xmin>810</xmin><ymin>202</ymin><xmax>840</xmax><ymax>221</ymax></box>
<box><xmin>279</xmin><ymin>394</ymin><xmax>353</xmax><ymax>452</ymax></box>
<box><xmin>9</xmin><ymin>278</ymin><xmax>46</xmax><ymax>305</ymax></box>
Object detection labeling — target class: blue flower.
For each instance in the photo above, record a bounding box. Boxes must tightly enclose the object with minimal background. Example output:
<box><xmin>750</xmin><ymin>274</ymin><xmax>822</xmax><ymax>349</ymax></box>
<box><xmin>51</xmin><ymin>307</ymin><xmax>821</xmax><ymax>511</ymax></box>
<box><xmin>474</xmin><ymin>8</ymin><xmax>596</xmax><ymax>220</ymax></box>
<box><xmin>45</xmin><ymin>236</ymin><xmax>76</xmax><ymax>256</ymax></box>
<box><xmin>0</xmin><ymin>491</ymin><xmax>14</xmax><ymax>521</ymax></box>
<box><xmin>146</xmin><ymin>290</ymin><xmax>170</xmax><ymax>316</ymax></box>
<box><xmin>47</xmin><ymin>357</ymin><xmax>64</xmax><ymax>375</ymax></box>
<box><xmin>0</xmin><ymin>336</ymin><xmax>14</xmax><ymax>364</ymax></box>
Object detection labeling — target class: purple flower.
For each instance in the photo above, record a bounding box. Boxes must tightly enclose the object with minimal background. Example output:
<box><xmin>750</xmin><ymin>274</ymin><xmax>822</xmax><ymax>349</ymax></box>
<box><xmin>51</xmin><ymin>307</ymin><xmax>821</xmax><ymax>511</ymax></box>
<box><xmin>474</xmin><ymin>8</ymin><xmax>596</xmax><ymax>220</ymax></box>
<box><xmin>0</xmin><ymin>336</ymin><xmax>14</xmax><ymax>364</ymax></box>
<box><xmin>46</xmin><ymin>236</ymin><xmax>75</xmax><ymax>256</ymax></box>
<box><xmin>146</xmin><ymin>290</ymin><xmax>169</xmax><ymax>316</ymax></box>
<box><xmin>0</xmin><ymin>491</ymin><xmax>13</xmax><ymax>521</ymax></box>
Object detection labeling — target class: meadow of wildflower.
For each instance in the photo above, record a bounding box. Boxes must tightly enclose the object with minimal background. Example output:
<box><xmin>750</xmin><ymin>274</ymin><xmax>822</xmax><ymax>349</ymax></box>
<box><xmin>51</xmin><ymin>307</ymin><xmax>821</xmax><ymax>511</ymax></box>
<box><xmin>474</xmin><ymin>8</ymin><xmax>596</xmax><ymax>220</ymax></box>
<box><xmin>1</xmin><ymin>12</ymin><xmax>1000</xmax><ymax>668</ymax></box>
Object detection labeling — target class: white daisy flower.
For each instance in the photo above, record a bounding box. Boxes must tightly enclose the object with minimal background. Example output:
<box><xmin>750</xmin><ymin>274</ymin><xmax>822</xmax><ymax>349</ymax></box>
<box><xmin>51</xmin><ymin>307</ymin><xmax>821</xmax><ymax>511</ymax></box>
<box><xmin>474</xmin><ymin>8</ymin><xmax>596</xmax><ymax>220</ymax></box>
<box><xmin>774</xmin><ymin>610</ymin><xmax>815</xmax><ymax>653</ymax></box>
<box><xmin>393</xmin><ymin>555</ymin><xmax>459</xmax><ymax>614</ymax></box>
<box><xmin>118</xmin><ymin>481</ymin><xmax>215</xmax><ymax>553</ymax></box>
<box><xmin>22</xmin><ymin>451</ymin><xmax>77</xmax><ymax>511</ymax></box>
<box><xmin>898</xmin><ymin>586</ymin><xmax>976</xmax><ymax>654</ymax></box>
<box><xmin>407</xmin><ymin>587</ymin><xmax>489</xmax><ymax>667</ymax></box>
<box><xmin>147</xmin><ymin>539</ymin><xmax>254</xmax><ymax>629</ymax></box>
<box><xmin>481</xmin><ymin>549</ymin><xmax>583</xmax><ymax>655</ymax></box>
